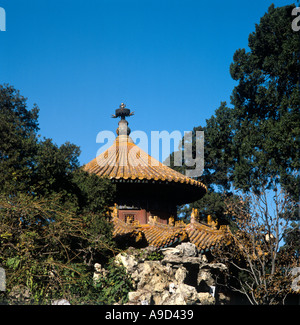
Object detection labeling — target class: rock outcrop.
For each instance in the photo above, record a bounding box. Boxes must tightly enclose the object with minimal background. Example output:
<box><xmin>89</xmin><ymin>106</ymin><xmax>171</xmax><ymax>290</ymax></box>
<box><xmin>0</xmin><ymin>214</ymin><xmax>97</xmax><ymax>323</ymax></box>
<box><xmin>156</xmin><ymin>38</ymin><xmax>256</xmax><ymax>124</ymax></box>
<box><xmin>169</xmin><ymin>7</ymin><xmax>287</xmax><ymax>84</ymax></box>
<box><xmin>112</xmin><ymin>243</ymin><xmax>229</xmax><ymax>305</ymax></box>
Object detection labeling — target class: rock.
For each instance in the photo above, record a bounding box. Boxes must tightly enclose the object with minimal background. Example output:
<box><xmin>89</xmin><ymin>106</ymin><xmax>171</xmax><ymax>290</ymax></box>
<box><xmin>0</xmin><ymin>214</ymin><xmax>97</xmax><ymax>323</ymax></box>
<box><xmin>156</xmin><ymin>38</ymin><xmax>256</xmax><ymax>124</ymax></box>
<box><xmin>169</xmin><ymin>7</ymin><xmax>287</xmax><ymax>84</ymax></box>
<box><xmin>161</xmin><ymin>243</ymin><xmax>198</xmax><ymax>258</ymax></box>
<box><xmin>0</xmin><ymin>267</ymin><xmax>5</xmax><ymax>292</ymax></box>
<box><xmin>157</xmin><ymin>290</ymin><xmax>185</xmax><ymax>305</ymax></box>
<box><xmin>114</xmin><ymin>244</ymin><xmax>229</xmax><ymax>305</ymax></box>
<box><xmin>115</xmin><ymin>252</ymin><xmax>138</xmax><ymax>273</ymax></box>
<box><xmin>207</xmin><ymin>262</ymin><xmax>227</xmax><ymax>272</ymax></box>
<box><xmin>128</xmin><ymin>290</ymin><xmax>153</xmax><ymax>305</ymax></box>
<box><xmin>177</xmin><ymin>242</ymin><xmax>198</xmax><ymax>257</ymax></box>
<box><xmin>8</xmin><ymin>285</ymin><xmax>31</xmax><ymax>303</ymax></box>
<box><xmin>93</xmin><ymin>263</ymin><xmax>107</xmax><ymax>283</ymax></box>
<box><xmin>161</xmin><ymin>292</ymin><xmax>186</xmax><ymax>305</ymax></box>
<box><xmin>161</xmin><ymin>247</ymin><xmax>180</xmax><ymax>256</ymax></box>
<box><xmin>198</xmin><ymin>292</ymin><xmax>215</xmax><ymax>305</ymax></box>
<box><xmin>137</xmin><ymin>261</ymin><xmax>174</xmax><ymax>292</ymax></box>
<box><xmin>162</xmin><ymin>254</ymin><xmax>201</xmax><ymax>265</ymax></box>
<box><xmin>169</xmin><ymin>282</ymin><xmax>176</xmax><ymax>294</ymax></box>
<box><xmin>198</xmin><ymin>268</ymin><xmax>214</xmax><ymax>288</ymax></box>
<box><xmin>197</xmin><ymin>263</ymin><xmax>227</xmax><ymax>291</ymax></box>
<box><xmin>200</xmin><ymin>254</ymin><xmax>208</xmax><ymax>263</ymax></box>
<box><xmin>94</xmin><ymin>263</ymin><xmax>102</xmax><ymax>273</ymax></box>
<box><xmin>176</xmin><ymin>283</ymin><xmax>200</xmax><ymax>304</ymax></box>
<box><xmin>52</xmin><ymin>299</ymin><xmax>71</xmax><ymax>305</ymax></box>
<box><xmin>218</xmin><ymin>292</ymin><xmax>231</xmax><ymax>305</ymax></box>
<box><xmin>161</xmin><ymin>243</ymin><xmax>199</xmax><ymax>265</ymax></box>
<box><xmin>291</xmin><ymin>267</ymin><xmax>300</xmax><ymax>293</ymax></box>
<box><xmin>174</xmin><ymin>266</ymin><xmax>187</xmax><ymax>284</ymax></box>
<box><xmin>131</xmin><ymin>264</ymin><xmax>145</xmax><ymax>285</ymax></box>
<box><xmin>159</xmin><ymin>283</ymin><xmax>200</xmax><ymax>305</ymax></box>
<box><xmin>93</xmin><ymin>273</ymin><xmax>101</xmax><ymax>283</ymax></box>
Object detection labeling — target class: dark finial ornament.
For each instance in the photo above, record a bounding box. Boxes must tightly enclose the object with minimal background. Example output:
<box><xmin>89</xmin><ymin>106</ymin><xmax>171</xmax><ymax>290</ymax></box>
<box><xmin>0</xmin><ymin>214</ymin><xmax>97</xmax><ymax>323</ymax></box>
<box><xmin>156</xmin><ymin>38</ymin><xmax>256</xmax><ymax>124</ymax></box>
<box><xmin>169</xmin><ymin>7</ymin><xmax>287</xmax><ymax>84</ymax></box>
<box><xmin>112</xmin><ymin>103</ymin><xmax>134</xmax><ymax>120</ymax></box>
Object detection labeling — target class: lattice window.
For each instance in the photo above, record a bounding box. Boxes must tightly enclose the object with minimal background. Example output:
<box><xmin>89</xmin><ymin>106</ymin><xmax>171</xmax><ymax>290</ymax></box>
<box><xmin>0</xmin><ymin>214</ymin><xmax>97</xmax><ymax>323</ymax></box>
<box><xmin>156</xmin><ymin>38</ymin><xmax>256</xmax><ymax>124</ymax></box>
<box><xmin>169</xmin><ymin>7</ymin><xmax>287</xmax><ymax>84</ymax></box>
<box><xmin>125</xmin><ymin>214</ymin><xmax>135</xmax><ymax>224</ymax></box>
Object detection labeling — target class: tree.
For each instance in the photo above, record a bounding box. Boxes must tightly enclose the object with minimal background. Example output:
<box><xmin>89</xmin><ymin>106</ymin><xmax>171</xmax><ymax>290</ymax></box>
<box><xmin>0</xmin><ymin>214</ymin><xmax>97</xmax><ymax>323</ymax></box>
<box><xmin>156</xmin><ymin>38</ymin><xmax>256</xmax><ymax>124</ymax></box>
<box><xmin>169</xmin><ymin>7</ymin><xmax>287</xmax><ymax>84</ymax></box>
<box><xmin>0</xmin><ymin>84</ymin><xmax>120</xmax><ymax>304</ymax></box>
<box><xmin>0</xmin><ymin>84</ymin><xmax>39</xmax><ymax>194</ymax></box>
<box><xmin>72</xmin><ymin>170</ymin><xmax>116</xmax><ymax>215</ymax></box>
<box><xmin>0</xmin><ymin>84</ymin><xmax>116</xmax><ymax>213</ymax></box>
<box><xmin>170</xmin><ymin>5</ymin><xmax>299</xmax><ymax>228</ymax></box>
<box><xmin>165</xmin><ymin>8</ymin><xmax>299</xmax><ymax>304</ymax></box>
<box><xmin>0</xmin><ymin>194</ymin><xmax>124</xmax><ymax>304</ymax></box>
<box><xmin>229</xmin><ymin>4</ymin><xmax>299</xmax><ymax>199</ymax></box>
<box><xmin>227</xmin><ymin>4</ymin><xmax>299</xmax><ymax>257</ymax></box>
<box><xmin>188</xmin><ymin>102</ymin><xmax>236</xmax><ymax>223</ymax></box>
<box><xmin>30</xmin><ymin>138</ymin><xmax>81</xmax><ymax>199</ymax></box>
<box><xmin>214</xmin><ymin>185</ymin><xmax>298</xmax><ymax>305</ymax></box>
<box><xmin>168</xmin><ymin>102</ymin><xmax>236</xmax><ymax>224</ymax></box>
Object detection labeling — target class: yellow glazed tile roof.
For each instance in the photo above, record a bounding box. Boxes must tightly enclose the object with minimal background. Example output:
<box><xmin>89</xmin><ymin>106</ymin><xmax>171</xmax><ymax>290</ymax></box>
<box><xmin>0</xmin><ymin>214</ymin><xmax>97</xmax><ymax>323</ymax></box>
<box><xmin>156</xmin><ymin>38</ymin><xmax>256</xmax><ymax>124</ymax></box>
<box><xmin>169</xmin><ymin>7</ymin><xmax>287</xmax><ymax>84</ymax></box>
<box><xmin>83</xmin><ymin>135</ymin><xmax>206</xmax><ymax>190</ymax></box>
<box><xmin>185</xmin><ymin>220</ymin><xmax>229</xmax><ymax>251</ymax></box>
<box><xmin>141</xmin><ymin>223</ymin><xmax>187</xmax><ymax>248</ymax></box>
<box><xmin>112</xmin><ymin>217</ymin><xmax>144</xmax><ymax>243</ymax></box>
<box><xmin>112</xmin><ymin>217</ymin><xmax>230</xmax><ymax>251</ymax></box>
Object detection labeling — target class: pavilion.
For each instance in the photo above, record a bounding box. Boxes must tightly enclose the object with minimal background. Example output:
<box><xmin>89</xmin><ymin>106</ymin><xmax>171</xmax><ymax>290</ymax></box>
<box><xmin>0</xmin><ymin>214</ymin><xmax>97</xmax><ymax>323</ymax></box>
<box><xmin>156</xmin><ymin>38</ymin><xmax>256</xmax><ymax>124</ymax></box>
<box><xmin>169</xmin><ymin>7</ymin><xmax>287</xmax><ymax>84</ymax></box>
<box><xmin>84</xmin><ymin>103</ymin><xmax>231</xmax><ymax>252</ymax></box>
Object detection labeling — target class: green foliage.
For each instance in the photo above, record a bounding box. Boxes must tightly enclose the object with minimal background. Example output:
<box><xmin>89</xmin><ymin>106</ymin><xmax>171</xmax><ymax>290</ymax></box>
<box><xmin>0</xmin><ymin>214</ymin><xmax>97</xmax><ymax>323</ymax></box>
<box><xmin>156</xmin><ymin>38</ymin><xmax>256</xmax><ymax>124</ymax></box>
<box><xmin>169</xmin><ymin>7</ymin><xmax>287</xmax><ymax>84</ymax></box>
<box><xmin>0</xmin><ymin>84</ymin><xmax>39</xmax><ymax>194</ymax></box>
<box><xmin>31</xmin><ymin>137</ymin><xmax>81</xmax><ymax>198</ymax></box>
<box><xmin>0</xmin><ymin>84</ymin><xmax>116</xmax><ymax>211</ymax></box>
<box><xmin>146</xmin><ymin>250</ymin><xmax>164</xmax><ymax>261</ymax></box>
<box><xmin>229</xmin><ymin>4</ymin><xmax>299</xmax><ymax>199</ymax></box>
<box><xmin>72</xmin><ymin>170</ymin><xmax>116</xmax><ymax>214</ymax></box>
<box><xmin>0</xmin><ymin>84</ymin><xmax>119</xmax><ymax>304</ymax></box>
<box><xmin>0</xmin><ymin>194</ymin><xmax>119</xmax><ymax>304</ymax></box>
<box><xmin>168</xmin><ymin>4</ymin><xmax>299</xmax><ymax>229</ymax></box>
<box><xmin>94</xmin><ymin>261</ymin><xmax>133</xmax><ymax>304</ymax></box>
<box><xmin>169</xmin><ymin>103</ymin><xmax>236</xmax><ymax>223</ymax></box>
<box><xmin>199</xmin><ymin>102</ymin><xmax>235</xmax><ymax>193</ymax></box>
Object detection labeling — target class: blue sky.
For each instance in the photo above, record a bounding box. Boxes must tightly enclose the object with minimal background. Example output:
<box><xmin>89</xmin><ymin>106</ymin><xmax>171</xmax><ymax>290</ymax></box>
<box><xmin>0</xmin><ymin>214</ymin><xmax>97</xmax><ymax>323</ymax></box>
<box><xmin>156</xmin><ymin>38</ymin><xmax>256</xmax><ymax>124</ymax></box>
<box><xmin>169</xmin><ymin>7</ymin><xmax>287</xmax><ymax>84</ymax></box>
<box><xmin>0</xmin><ymin>0</ymin><xmax>296</xmax><ymax>165</ymax></box>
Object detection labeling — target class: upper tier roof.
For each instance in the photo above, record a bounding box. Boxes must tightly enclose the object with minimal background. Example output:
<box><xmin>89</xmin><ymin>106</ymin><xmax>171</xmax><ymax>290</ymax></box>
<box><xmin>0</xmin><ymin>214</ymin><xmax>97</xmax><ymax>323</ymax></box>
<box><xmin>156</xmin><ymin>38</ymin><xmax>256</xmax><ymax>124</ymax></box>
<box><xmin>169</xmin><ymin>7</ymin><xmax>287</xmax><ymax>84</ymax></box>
<box><xmin>84</xmin><ymin>134</ymin><xmax>206</xmax><ymax>191</ymax></box>
<box><xmin>83</xmin><ymin>103</ymin><xmax>207</xmax><ymax>201</ymax></box>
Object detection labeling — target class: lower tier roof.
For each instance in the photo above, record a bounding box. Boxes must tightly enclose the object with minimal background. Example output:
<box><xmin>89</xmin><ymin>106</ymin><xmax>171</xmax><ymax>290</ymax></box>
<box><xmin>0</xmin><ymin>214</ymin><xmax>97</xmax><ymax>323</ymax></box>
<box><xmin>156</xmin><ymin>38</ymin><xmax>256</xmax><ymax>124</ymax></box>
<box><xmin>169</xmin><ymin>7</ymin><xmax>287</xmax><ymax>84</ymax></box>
<box><xmin>112</xmin><ymin>217</ymin><xmax>231</xmax><ymax>252</ymax></box>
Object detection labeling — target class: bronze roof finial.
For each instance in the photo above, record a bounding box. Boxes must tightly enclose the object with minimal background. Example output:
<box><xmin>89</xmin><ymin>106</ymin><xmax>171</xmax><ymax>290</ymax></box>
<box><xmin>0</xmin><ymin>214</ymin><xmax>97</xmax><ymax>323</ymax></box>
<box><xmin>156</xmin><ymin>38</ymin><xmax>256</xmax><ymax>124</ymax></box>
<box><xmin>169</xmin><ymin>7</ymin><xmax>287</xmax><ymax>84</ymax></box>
<box><xmin>112</xmin><ymin>103</ymin><xmax>134</xmax><ymax>120</ymax></box>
